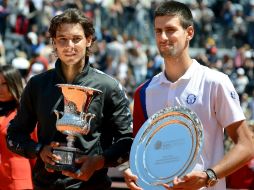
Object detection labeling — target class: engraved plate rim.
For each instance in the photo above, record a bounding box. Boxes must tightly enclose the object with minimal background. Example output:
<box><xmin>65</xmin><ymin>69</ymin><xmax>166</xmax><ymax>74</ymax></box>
<box><xmin>130</xmin><ymin>106</ymin><xmax>204</xmax><ymax>190</ymax></box>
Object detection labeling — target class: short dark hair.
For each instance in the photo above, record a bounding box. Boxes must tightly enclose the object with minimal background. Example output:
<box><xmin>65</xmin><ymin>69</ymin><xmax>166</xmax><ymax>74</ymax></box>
<box><xmin>48</xmin><ymin>8</ymin><xmax>96</xmax><ymax>55</ymax></box>
<box><xmin>0</xmin><ymin>65</ymin><xmax>23</xmax><ymax>104</ymax></box>
<box><xmin>154</xmin><ymin>1</ymin><xmax>193</xmax><ymax>29</ymax></box>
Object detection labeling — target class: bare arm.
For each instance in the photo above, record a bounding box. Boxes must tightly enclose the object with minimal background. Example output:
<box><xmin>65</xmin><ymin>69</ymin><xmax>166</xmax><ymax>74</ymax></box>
<box><xmin>212</xmin><ymin>120</ymin><xmax>254</xmax><ymax>179</ymax></box>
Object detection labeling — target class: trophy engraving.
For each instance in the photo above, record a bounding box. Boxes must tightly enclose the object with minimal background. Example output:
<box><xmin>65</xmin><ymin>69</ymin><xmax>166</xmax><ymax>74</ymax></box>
<box><xmin>46</xmin><ymin>84</ymin><xmax>102</xmax><ymax>172</ymax></box>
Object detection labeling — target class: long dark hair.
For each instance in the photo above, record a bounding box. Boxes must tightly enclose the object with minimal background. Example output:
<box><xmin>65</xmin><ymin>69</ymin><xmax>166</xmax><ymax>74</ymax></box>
<box><xmin>0</xmin><ymin>65</ymin><xmax>24</xmax><ymax>104</ymax></box>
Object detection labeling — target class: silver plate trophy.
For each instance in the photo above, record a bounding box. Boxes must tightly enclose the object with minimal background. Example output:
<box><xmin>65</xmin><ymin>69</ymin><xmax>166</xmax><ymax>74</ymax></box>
<box><xmin>46</xmin><ymin>84</ymin><xmax>102</xmax><ymax>172</ymax></box>
<box><xmin>130</xmin><ymin>106</ymin><xmax>204</xmax><ymax>190</ymax></box>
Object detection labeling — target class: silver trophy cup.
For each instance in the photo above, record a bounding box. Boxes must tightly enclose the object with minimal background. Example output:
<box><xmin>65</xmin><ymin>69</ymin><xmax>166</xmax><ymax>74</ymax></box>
<box><xmin>46</xmin><ymin>84</ymin><xmax>102</xmax><ymax>172</ymax></box>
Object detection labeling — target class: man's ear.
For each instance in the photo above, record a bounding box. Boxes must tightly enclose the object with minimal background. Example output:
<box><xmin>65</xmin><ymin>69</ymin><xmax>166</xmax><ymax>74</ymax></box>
<box><xmin>51</xmin><ymin>38</ymin><xmax>56</xmax><ymax>46</ymax></box>
<box><xmin>186</xmin><ymin>25</ymin><xmax>194</xmax><ymax>41</ymax></box>
<box><xmin>86</xmin><ymin>36</ymin><xmax>93</xmax><ymax>47</ymax></box>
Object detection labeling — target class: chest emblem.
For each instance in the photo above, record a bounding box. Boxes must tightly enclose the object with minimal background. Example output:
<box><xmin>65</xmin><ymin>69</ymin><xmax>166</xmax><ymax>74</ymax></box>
<box><xmin>186</xmin><ymin>94</ymin><xmax>197</xmax><ymax>104</ymax></box>
<box><xmin>230</xmin><ymin>91</ymin><xmax>237</xmax><ymax>99</ymax></box>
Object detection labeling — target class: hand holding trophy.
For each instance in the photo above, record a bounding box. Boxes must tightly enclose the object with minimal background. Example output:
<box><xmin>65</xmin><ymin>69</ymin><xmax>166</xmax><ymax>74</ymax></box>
<box><xmin>46</xmin><ymin>84</ymin><xmax>102</xmax><ymax>172</ymax></box>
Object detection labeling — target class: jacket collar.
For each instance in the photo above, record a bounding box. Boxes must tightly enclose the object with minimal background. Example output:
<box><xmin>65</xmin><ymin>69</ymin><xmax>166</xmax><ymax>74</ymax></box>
<box><xmin>55</xmin><ymin>57</ymin><xmax>90</xmax><ymax>83</ymax></box>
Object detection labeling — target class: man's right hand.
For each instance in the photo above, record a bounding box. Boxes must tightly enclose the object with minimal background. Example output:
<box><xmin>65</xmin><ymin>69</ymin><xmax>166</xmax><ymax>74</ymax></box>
<box><xmin>123</xmin><ymin>168</ymin><xmax>143</xmax><ymax>190</ymax></box>
<box><xmin>39</xmin><ymin>141</ymin><xmax>61</xmax><ymax>172</ymax></box>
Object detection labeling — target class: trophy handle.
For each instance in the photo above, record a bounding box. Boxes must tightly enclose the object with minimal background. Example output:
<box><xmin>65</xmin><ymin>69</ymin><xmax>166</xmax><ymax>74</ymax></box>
<box><xmin>79</xmin><ymin>113</ymin><xmax>95</xmax><ymax>134</ymax></box>
<box><xmin>85</xmin><ymin>113</ymin><xmax>95</xmax><ymax>127</ymax></box>
<box><xmin>54</xmin><ymin>110</ymin><xmax>64</xmax><ymax>120</ymax></box>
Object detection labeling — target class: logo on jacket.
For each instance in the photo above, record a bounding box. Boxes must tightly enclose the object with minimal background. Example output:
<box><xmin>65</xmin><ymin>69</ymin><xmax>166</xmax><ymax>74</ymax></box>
<box><xmin>186</xmin><ymin>94</ymin><xmax>196</xmax><ymax>104</ymax></box>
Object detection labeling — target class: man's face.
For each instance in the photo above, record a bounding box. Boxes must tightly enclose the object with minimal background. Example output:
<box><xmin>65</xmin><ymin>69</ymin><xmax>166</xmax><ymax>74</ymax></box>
<box><xmin>53</xmin><ymin>23</ymin><xmax>92</xmax><ymax>66</ymax></box>
<box><xmin>154</xmin><ymin>15</ymin><xmax>193</xmax><ymax>58</ymax></box>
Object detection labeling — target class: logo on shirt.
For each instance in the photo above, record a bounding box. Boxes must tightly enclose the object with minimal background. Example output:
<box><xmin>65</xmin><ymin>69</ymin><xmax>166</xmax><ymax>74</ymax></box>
<box><xmin>186</xmin><ymin>94</ymin><xmax>196</xmax><ymax>104</ymax></box>
<box><xmin>230</xmin><ymin>91</ymin><xmax>237</xmax><ymax>99</ymax></box>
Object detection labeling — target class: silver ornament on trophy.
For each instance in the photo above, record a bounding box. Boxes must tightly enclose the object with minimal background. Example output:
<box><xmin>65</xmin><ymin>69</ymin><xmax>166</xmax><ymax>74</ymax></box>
<box><xmin>46</xmin><ymin>84</ymin><xmax>102</xmax><ymax>172</ymax></box>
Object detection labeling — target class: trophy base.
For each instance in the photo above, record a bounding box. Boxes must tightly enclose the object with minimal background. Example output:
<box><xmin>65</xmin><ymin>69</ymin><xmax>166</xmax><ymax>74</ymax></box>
<box><xmin>45</xmin><ymin>146</ymin><xmax>84</xmax><ymax>172</ymax></box>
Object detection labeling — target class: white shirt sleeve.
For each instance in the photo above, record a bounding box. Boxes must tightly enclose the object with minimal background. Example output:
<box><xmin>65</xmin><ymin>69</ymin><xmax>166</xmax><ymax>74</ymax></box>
<box><xmin>214</xmin><ymin>74</ymin><xmax>245</xmax><ymax>128</ymax></box>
